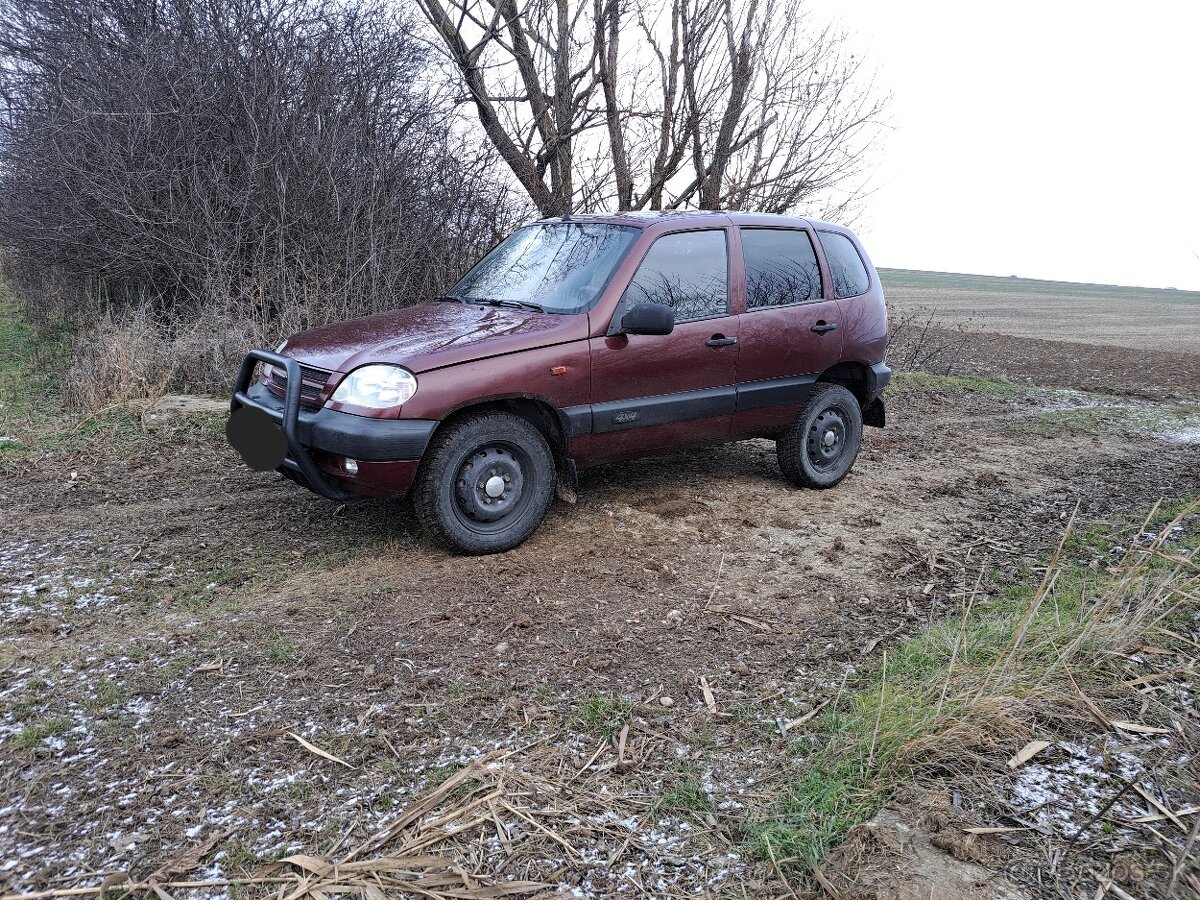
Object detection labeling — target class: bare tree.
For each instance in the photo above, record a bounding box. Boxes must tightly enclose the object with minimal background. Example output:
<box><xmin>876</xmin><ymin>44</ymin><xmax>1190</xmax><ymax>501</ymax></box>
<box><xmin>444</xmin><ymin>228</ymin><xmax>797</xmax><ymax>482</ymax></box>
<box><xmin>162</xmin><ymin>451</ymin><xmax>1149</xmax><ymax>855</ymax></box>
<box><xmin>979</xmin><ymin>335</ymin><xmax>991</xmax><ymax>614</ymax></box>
<box><xmin>416</xmin><ymin>0</ymin><xmax>887</xmax><ymax>217</ymax></box>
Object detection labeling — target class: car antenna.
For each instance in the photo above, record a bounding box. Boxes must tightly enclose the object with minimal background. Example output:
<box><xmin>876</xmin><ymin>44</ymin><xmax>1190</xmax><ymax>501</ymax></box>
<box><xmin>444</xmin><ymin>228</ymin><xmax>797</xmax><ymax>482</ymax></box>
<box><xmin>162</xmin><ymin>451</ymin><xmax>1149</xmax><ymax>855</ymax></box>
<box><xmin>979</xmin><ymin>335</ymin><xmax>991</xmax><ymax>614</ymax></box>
<box><xmin>561</xmin><ymin>199</ymin><xmax>573</xmax><ymax>221</ymax></box>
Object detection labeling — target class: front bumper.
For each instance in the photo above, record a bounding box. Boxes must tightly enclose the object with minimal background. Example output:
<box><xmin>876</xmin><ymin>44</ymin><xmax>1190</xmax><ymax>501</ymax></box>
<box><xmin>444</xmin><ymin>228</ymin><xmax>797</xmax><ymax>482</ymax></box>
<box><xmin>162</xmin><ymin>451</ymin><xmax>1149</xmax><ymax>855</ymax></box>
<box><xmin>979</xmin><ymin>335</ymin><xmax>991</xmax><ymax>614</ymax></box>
<box><xmin>230</xmin><ymin>350</ymin><xmax>436</xmax><ymax>499</ymax></box>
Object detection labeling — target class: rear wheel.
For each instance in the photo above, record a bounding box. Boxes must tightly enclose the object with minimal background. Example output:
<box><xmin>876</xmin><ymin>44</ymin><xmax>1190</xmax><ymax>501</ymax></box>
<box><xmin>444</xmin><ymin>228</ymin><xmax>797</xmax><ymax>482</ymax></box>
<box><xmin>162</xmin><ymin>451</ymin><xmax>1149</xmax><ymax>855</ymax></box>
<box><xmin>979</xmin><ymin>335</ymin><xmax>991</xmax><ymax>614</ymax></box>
<box><xmin>776</xmin><ymin>383</ymin><xmax>863</xmax><ymax>488</ymax></box>
<box><xmin>413</xmin><ymin>412</ymin><xmax>555</xmax><ymax>554</ymax></box>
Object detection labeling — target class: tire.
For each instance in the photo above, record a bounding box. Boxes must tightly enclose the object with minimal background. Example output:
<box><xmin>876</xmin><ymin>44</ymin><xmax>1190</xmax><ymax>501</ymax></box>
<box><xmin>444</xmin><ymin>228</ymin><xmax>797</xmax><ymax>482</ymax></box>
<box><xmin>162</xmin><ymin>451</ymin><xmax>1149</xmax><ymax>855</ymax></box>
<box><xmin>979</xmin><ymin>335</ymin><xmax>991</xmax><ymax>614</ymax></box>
<box><xmin>412</xmin><ymin>411</ymin><xmax>555</xmax><ymax>554</ymax></box>
<box><xmin>776</xmin><ymin>383</ymin><xmax>863</xmax><ymax>489</ymax></box>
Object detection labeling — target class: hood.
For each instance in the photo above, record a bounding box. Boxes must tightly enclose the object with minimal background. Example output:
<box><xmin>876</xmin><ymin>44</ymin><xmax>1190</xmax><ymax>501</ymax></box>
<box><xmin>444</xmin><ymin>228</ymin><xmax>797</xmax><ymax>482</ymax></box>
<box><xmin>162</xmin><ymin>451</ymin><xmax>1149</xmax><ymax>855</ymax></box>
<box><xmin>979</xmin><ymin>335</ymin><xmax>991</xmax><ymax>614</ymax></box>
<box><xmin>280</xmin><ymin>301</ymin><xmax>589</xmax><ymax>374</ymax></box>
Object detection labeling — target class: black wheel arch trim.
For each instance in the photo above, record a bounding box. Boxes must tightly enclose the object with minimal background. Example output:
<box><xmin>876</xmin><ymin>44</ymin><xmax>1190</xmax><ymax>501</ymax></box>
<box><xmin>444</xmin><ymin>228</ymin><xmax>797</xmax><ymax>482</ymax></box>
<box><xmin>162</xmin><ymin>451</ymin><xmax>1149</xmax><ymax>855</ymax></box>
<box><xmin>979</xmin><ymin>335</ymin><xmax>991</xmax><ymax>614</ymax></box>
<box><xmin>869</xmin><ymin>362</ymin><xmax>892</xmax><ymax>397</ymax></box>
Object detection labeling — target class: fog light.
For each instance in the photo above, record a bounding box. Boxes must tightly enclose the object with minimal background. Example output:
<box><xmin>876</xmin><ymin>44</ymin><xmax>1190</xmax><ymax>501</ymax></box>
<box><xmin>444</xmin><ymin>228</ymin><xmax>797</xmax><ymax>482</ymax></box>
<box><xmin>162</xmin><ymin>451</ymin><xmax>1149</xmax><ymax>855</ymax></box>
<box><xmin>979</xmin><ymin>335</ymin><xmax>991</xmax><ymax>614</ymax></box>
<box><xmin>343</xmin><ymin>458</ymin><xmax>359</xmax><ymax>475</ymax></box>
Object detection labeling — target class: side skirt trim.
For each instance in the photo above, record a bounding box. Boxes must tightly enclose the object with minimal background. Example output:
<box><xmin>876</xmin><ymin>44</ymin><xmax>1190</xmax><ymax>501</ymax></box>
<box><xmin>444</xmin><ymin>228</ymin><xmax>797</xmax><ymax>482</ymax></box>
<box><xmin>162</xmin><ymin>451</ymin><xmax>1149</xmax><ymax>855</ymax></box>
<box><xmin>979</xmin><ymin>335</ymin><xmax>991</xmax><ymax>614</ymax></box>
<box><xmin>590</xmin><ymin>385</ymin><xmax>736</xmax><ymax>433</ymax></box>
<box><xmin>734</xmin><ymin>373</ymin><xmax>819</xmax><ymax>412</ymax></box>
<box><xmin>562</xmin><ymin>373</ymin><xmax>824</xmax><ymax>436</ymax></box>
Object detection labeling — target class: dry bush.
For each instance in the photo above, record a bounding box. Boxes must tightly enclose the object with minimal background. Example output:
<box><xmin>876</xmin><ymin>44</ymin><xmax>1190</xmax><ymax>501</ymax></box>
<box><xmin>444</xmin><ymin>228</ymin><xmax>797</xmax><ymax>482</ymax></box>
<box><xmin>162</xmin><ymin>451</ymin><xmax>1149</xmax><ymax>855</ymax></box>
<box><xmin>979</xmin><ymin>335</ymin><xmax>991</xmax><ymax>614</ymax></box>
<box><xmin>886</xmin><ymin>303</ymin><xmax>978</xmax><ymax>375</ymax></box>
<box><xmin>0</xmin><ymin>256</ymin><xmax>76</xmax><ymax>336</ymax></box>
<box><xmin>0</xmin><ymin>0</ymin><xmax>521</xmax><ymax>407</ymax></box>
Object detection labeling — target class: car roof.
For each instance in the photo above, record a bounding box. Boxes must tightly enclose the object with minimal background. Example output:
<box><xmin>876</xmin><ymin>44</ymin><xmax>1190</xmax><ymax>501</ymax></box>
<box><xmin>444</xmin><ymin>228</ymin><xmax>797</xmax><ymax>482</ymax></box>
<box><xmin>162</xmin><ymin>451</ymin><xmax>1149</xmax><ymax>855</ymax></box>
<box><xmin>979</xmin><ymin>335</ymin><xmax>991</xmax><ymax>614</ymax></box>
<box><xmin>533</xmin><ymin>210</ymin><xmax>850</xmax><ymax>232</ymax></box>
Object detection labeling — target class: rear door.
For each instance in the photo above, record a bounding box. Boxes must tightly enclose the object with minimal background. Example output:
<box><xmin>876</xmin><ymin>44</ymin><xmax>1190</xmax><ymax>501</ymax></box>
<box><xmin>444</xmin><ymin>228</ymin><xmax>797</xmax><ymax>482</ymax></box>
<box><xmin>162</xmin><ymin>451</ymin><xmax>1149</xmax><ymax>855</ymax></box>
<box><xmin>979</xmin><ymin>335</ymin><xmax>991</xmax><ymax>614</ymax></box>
<box><xmin>731</xmin><ymin>226</ymin><xmax>843</xmax><ymax>436</ymax></box>
<box><xmin>584</xmin><ymin>228</ymin><xmax>740</xmax><ymax>462</ymax></box>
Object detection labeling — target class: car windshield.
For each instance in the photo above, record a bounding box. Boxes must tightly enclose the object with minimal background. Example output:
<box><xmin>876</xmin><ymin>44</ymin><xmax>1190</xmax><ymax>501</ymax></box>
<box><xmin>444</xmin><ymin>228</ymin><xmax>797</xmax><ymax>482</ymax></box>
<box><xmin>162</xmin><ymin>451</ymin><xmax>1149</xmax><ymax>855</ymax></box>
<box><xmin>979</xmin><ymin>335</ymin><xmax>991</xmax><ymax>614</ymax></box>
<box><xmin>445</xmin><ymin>222</ymin><xmax>639</xmax><ymax>314</ymax></box>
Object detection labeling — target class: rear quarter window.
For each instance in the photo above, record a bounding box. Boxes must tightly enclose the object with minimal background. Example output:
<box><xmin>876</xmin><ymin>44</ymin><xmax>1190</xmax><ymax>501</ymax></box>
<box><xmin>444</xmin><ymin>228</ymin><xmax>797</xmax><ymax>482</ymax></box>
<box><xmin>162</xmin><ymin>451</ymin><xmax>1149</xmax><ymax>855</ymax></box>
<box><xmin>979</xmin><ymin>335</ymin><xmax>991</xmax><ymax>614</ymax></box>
<box><xmin>819</xmin><ymin>231</ymin><xmax>870</xmax><ymax>299</ymax></box>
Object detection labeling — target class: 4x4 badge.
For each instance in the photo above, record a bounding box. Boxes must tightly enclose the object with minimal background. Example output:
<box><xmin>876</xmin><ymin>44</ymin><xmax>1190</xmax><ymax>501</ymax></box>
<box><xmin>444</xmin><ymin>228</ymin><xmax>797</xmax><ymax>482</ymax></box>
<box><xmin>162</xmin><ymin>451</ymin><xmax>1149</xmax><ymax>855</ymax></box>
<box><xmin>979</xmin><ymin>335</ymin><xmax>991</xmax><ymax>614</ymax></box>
<box><xmin>612</xmin><ymin>410</ymin><xmax>640</xmax><ymax>424</ymax></box>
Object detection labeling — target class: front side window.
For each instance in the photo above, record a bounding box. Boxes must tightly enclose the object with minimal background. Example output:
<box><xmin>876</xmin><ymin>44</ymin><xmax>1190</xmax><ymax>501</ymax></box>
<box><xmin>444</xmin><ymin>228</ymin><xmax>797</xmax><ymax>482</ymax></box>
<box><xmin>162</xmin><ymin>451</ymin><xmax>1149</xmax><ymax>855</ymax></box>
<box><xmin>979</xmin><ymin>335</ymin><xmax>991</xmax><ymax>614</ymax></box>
<box><xmin>819</xmin><ymin>231</ymin><xmax>870</xmax><ymax>299</ymax></box>
<box><xmin>448</xmin><ymin>223</ymin><xmax>638</xmax><ymax>314</ymax></box>
<box><xmin>616</xmin><ymin>230</ymin><xmax>729</xmax><ymax>324</ymax></box>
<box><xmin>741</xmin><ymin>228</ymin><xmax>823</xmax><ymax>308</ymax></box>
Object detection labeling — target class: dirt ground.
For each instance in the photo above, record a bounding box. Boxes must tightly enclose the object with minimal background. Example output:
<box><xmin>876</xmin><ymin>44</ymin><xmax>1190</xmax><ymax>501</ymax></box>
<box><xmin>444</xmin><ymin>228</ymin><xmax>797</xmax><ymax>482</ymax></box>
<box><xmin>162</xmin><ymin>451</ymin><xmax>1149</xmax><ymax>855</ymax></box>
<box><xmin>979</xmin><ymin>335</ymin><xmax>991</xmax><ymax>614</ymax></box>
<box><xmin>2</xmin><ymin>323</ymin><xmax>1199</xmax><ymax>897</ymax></box>
<box><xmin>918</xmin><ymin>327</ymin><xmax>1200</xmax><ymax>399</ymax></box>
<box><xmin>880</xmin><ymin>269</ymin><xmax>1200</xmax><ymax>354</ymax></box>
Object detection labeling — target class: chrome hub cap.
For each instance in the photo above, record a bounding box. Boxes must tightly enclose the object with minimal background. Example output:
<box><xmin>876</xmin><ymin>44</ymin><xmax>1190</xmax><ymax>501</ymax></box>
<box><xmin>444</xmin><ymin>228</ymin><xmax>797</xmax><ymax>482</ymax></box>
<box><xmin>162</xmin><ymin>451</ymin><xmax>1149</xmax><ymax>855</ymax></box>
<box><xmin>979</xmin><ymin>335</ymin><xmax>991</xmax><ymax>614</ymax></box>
<box><xmin>484</xmin><ymin>475</ymin><xmax>505</xmax><ymax>497</ymax></box>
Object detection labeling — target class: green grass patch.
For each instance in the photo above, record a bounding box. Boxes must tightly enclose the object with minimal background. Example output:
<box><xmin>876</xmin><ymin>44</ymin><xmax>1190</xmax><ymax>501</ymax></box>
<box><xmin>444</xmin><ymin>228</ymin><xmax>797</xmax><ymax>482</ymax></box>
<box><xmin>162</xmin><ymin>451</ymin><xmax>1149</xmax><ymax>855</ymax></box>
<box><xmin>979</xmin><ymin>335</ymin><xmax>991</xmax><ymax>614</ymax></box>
<box><xmin>0</xmin><ymin>285</ymin><xmax>69</xmax><ymax>416</ymax></box>
<box><xmin>376</xmin><ymin>790</ymin><xmax>399</xmax><ymax>811</ymax></box>
<box><xmin>0</xmin><ymin>289</ymin><xmax>224</xmax><ymax>462</ymax></box>
<box><xmin>0</xmin><ymin>284</ymin><xmax>76</xmax><ymax>462</ymax></box>
<box><xmin>575</xmin><ymin>695</ymin><xmax>634</xmax><ymax>738</ymax></box>
<box><xmin>285</xmin><ymin>779</ymin><xmax>316</xmax><ymax>801</ymax></box>
<box><xmin>16</xmin><ymin>715</ymin><xmax>73</xmax><ymax>751</ymax></box>
<box><xmin>425</xmin><ymin>763</ymin><xmax>463</xmax><ymax>789</ymax></box>
<box><xmin>4</xmin><ymin>697</ymin><xmax>38</xmax><ymax>722</ymax></box>
<box><xmin>658</xmin><ymin>772</ymin><xmax>715</xmax><ymax>820</ymax></box>
<box><xmin>84</xmin><ymin>681</ymin><xmax>127</xmax><ymax>713</ymax></box>
<box><xmin>264</xmin><ymin>628</ymin><xmax>295</xmax><ymax>664</ymax></box>
<box><xmin>891</xmin><ymin>371</ymin><xmax>1023</xmax><ymax>397</ymax></box>
<box><xmin>753</xmin><ymin>496</ymin><xmax>1199</xmax><ymax>870</ymax></box>
<box><xmin>423</xmin><ymin>762</ymin><xmax>482</xmax><ymax>800</ymax></box>
<box><xmin>219</xmin><ymin>838</ymin><xmax>261</xmax><ymax>874</ymax></box>
<box><xmin>200</xmin><ymin>772</ymin><xmax>245</xmax><ymax>797</ymax></box>
<box><xmin>1069</xmin><ymin>494</ymin><xmax>1200</xmax><ymax>573</ymax></box>
<box><xmin>3</xmin><ymin>404</ymin><xmax>219</xmax><ymax>464</ymax></box>
<box><xmin>879</xmin><ymin>268</ymin><xmax>1200</xmax><ymax>306</ymax></box>
<box><xmin>1028</xmin><ymin>403</ymin><xmax>1200</xmax><ymax>437</ymax></box>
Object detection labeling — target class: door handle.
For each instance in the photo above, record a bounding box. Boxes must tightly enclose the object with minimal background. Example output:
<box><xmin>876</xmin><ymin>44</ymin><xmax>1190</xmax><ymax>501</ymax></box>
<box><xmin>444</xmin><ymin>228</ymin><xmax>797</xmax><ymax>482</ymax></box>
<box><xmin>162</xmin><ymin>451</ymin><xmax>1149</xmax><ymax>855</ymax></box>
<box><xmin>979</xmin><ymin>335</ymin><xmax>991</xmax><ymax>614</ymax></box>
<box><xmin>811</xmin><ymin>321</ymin><xmax>839</xmax><ymax>334</ymax></box>
<box><xmin>706</xmin><ymin>335</ymin><xmax>738</xmax><ymax>348</ymax></box>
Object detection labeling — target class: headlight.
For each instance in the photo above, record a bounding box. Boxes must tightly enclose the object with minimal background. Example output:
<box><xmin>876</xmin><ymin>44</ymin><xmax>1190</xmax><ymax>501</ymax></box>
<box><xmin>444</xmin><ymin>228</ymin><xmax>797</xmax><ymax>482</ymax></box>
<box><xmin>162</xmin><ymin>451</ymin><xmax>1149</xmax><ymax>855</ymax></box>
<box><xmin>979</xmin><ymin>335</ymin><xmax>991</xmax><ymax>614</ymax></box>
<box><xmin>331</xmin><ymin>365</ymin><xmax>417</xmax><ymax>409</ymax></box>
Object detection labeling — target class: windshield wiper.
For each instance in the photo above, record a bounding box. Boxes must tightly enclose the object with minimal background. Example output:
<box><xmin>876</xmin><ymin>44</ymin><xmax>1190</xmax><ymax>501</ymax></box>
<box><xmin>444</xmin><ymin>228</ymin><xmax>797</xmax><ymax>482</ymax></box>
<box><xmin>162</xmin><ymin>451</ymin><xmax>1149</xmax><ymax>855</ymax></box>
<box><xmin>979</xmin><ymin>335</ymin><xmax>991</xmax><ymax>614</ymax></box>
<box><xmin>465</xmin><ymin>297</ymin><xmax>546</xmax><ymax>313</ymax></box>
<box><xmin>433</xmin><ymin>295</ymin><xmax>466</xmax><ymax>303</ymax></box>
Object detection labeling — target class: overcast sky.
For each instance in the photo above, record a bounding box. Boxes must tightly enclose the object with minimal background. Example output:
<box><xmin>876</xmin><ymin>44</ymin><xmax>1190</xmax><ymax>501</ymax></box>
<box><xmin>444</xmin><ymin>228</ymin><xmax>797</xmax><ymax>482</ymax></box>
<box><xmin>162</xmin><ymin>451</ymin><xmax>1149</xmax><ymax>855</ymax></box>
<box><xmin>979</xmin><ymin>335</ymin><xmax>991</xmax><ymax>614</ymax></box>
<box><xmin>810</xmin><ymin>0</ymin><xmax>1200</xmax><ymax>290</ymax></box>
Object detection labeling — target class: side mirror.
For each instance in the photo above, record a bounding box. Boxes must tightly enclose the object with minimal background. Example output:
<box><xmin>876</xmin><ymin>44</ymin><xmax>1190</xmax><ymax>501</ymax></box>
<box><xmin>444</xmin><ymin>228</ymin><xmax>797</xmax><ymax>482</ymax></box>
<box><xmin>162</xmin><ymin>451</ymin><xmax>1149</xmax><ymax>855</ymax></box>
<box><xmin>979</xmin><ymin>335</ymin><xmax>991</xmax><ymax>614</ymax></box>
<box><xmin>620</xmin><ymin>302</ymin><xmax>675</xmax><ymax>336</ymax></box>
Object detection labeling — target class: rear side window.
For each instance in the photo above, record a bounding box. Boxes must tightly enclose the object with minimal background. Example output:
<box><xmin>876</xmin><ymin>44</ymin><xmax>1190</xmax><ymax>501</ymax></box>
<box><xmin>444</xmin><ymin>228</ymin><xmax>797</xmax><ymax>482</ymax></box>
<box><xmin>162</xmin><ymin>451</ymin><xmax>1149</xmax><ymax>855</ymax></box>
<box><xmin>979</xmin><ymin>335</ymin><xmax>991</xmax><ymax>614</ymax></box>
<box><xmin>618</xmin><ymin>230</ymin><xmax>729</xmax><ymax>322</ymax></box>
<box><xmin>741</xmin><ymin>228</ymin><xmax>822</xmax><ymax>308</ymax></box>
<box><xmin>819</xmin><ymin>231</ymin><xmax>870</xmax><ymax>298</ymax></box>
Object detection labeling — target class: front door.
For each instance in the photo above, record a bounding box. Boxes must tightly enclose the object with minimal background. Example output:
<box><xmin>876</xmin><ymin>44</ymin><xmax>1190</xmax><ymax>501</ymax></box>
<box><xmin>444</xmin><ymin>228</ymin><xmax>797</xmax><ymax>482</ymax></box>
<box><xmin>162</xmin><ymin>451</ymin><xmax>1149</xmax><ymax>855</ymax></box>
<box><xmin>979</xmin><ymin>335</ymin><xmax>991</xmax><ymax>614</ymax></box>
<box><xmin>584</xmin><ymin>228</ymin><xmax>740</xmax><ymax>464</ymax></box>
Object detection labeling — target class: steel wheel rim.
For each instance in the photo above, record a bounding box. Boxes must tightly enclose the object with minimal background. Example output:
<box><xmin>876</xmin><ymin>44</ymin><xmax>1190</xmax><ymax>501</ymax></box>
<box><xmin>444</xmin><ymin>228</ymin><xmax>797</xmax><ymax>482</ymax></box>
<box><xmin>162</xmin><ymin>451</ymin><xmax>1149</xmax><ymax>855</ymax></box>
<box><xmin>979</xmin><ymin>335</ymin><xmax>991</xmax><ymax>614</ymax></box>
<box><xmin>452</xmin><ymin>442</ymin><xmax>530</xmax><ymax>533</ymax></box>
<box><xmin>806</xmin><ymin>406</ymin><xmax>849</xmax><ymax>471</ymax></box>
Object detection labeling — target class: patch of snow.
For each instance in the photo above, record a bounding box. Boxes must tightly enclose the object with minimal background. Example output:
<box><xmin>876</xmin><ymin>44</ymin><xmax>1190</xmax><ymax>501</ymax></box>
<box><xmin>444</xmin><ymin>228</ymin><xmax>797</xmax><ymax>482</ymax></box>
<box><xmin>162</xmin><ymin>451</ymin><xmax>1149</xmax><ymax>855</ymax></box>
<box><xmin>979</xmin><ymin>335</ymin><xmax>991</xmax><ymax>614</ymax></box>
<box><xmin>1010</xmin><ymin>739</ymin><xmax>1145</xmax><ymax>838</ymax></box>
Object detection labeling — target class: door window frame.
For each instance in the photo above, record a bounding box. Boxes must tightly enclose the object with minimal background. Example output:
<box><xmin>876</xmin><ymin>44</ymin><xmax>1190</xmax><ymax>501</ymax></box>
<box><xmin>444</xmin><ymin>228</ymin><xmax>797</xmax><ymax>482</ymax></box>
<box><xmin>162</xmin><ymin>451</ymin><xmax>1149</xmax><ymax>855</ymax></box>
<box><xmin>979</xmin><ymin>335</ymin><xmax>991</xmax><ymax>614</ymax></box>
<box><xmin>737</xmin><ymin>226</ymin><xmax>827</xmax><ymax>312</ymax></box>
<box><xmin>608</xmin><ymin>226</ymin><xmax>733</xmax><ymax>334</ymax></box>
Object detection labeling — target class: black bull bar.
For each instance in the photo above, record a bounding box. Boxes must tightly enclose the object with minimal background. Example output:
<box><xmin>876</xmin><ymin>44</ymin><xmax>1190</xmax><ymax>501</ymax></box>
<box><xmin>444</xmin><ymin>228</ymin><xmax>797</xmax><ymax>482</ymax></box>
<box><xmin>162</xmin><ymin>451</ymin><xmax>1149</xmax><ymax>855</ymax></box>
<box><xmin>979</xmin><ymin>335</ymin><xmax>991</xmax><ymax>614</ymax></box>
<box><xmin>229</xmin><ymin>349</ymin><xmax>357</xmax><ymax>500</ymax></box>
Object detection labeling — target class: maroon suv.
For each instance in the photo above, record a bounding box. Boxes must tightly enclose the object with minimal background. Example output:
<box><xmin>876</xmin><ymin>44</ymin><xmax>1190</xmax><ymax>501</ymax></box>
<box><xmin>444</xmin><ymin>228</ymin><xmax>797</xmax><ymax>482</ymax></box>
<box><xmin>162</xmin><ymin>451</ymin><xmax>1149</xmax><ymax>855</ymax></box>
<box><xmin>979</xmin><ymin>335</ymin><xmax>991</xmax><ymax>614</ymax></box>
<box><xmin>228</xmin><ymin>212</ymin><xmax>890</xmax><ymax>553</ymax></box>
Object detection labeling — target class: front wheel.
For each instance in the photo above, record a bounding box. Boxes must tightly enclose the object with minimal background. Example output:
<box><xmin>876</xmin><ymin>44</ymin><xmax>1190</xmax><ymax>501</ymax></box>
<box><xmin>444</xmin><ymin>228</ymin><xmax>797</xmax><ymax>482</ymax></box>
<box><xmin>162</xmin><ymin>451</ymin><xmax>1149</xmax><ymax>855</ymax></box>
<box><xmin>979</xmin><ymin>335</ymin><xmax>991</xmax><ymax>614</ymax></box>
<box><xmin>776</xmin><ymin>384</ymin><xmax>863</xmax><ymax>488</ymax></box>
<box><xmin>412</xmin><ymin>412</ymin><xmax>555</xmax><ymax>554</ymax></box>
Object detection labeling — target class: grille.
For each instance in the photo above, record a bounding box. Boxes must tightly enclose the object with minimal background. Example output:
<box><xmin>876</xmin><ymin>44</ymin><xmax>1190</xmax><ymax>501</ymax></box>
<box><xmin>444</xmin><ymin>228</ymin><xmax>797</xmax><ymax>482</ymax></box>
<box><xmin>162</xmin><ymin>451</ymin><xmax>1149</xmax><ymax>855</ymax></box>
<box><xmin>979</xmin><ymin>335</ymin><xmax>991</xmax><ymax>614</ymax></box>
<box><xmin>268</xmin><ymin>363</ymin><xmax>331</xmax><ymax>406</ymax></box>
